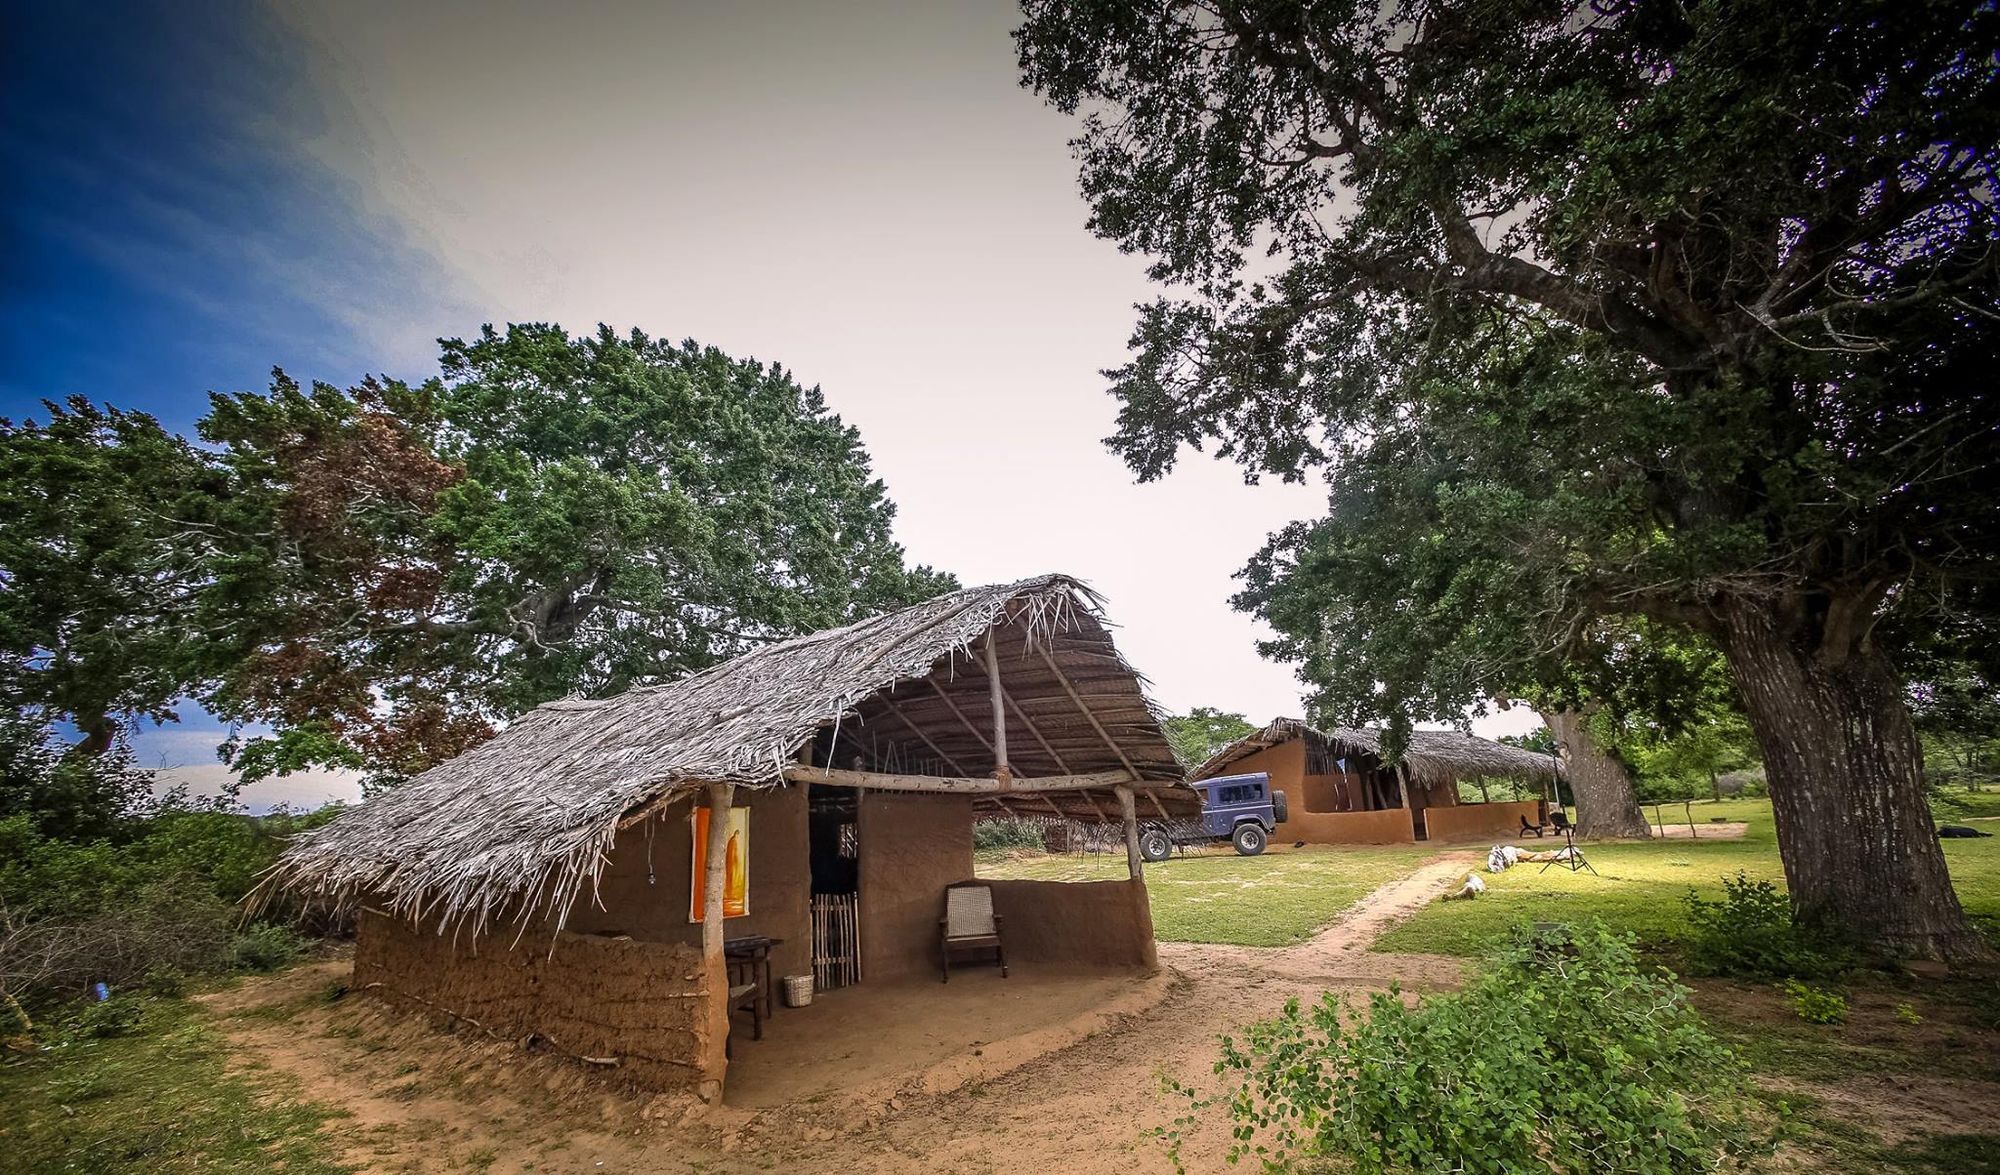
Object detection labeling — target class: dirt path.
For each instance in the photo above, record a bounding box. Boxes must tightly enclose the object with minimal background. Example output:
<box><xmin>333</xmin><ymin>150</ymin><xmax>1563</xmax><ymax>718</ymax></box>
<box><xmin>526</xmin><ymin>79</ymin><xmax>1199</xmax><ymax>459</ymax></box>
<box><xmin>208</xmin><ymin>854</ymin><xmax>1477</xmax><ymax>1174</ymax></box>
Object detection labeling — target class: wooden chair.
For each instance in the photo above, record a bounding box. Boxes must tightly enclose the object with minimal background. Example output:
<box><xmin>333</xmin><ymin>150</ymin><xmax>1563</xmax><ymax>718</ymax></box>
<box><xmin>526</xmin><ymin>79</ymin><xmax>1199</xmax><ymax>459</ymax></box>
<box><xmin>940</xmin><ymin>882</ymin><xmax>1006</xmax><ymax>983</ymax></box>
<box><xmin>724</xmin><ymin>981</ymin><xmax>762</xmax><ymax>1057</ymax></box>
<box><xmin>1519</xmin><ymin>813</ymin><xmax>1549</xmax><ymax>838</ymax></box>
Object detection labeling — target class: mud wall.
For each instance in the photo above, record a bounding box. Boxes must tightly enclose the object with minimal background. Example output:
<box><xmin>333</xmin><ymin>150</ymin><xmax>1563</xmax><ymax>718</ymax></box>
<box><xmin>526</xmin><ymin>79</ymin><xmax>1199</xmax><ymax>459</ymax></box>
<box><xmin>858</xmin><ymin>792</ymin><xmax>973</xmax><ymax>980</ymax></box>
<box><xmin>1422</xmin><ymin>800</ymin><xmax>1546</xmax><ymax>843</ymax></box>
<box><xmin>567</xmin><ymin>783</ymin><xmax>812</xmax><ymax>982</ymax></box>
<box><xmin>1278</xmin><ymin>807</ymin><xmax>1416</xmax><ymax>845</ymax></box>
<box><xmin>1217</xmin><ymin>740</ymin><xmax>1306</xmax><ymax>791</ymax></box>
<box><xmin>984</xmin><ymin>878</ymin><xmax>1157</xmax><ymax>970</ymax></box>
<box><xmin>353</xmin><ymin>909</ymin><xmax>722</xmax><ymax>1094</ymax></box>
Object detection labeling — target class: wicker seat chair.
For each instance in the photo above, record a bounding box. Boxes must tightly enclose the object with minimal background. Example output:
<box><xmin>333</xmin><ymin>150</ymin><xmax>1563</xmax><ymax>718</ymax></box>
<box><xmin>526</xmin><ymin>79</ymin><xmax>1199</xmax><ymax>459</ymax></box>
<box><xmin>940</xmin><ymin>882</ymin><xmax>1006</xmax><ymax>982</ymax></box>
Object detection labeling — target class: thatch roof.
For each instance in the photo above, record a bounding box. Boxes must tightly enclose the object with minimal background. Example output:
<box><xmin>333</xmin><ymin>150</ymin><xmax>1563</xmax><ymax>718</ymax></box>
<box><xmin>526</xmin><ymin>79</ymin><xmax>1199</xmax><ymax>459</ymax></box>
<box><xmin>1193</xmin><ymin>717</ymin><xmax>1562</xmax><ymax>789</ymax></box>
<box><xmin>258</xmin><ymin>575</ymin><xmax>1187</xmax><ymax>936</ymax></box>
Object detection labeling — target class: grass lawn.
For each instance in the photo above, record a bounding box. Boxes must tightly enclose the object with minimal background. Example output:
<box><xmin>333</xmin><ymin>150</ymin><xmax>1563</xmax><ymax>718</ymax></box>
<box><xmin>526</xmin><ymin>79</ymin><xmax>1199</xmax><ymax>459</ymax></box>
<box><xmin>978</xmin><ymin>843</ymin><xmax>1436</xmax><ymax>946</ymax></box>
<box><xmin>0</xmin><ymin>994</ymin><xmax>352</xmax><ymax>1175</ymax></box>
<box><xmin>1376</xmin><ymin>796</ymin><xmax>2000</xmax><ymax>957</ymax></box>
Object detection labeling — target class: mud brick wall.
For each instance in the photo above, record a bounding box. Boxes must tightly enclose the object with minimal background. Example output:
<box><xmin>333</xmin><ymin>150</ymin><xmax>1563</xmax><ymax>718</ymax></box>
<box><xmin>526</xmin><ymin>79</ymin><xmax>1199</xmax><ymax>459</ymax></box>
<box><xmin>859</xmin><ymin>792</ymin><xmax>973</xmax><ymax>980</ymax></box>
<box><xmin>1275</xmin><ymin>805</ymin><xmax>1416</xmax><ymax>845</ymax></box>
<box><xmin>984</xmin><ymin>878</ymin><xmax>1158</xmax><ymax>970</ymax></box>
<box><xmin>569</xmin><ymin>783</ymin><xmax>813</xmax><ymax>982</ymax></box>
<box><xmin>353</xmin><ymin>909</ymin><xmax>722</xmax><ymax>1093</ymax></box>
<box><xmin>1422</xmin><ymin>800</ymin><xmax>1547</xmax><ymax>843</ymax></box>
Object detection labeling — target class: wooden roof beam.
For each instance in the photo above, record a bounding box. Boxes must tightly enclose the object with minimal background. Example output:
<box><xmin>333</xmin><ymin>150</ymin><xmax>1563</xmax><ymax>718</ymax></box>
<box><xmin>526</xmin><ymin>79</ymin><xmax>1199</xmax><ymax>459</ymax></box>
<box><xmin>785</xmin><ymin>765</ymin><xmax>1134</xmax><ymax>794</ymax></box>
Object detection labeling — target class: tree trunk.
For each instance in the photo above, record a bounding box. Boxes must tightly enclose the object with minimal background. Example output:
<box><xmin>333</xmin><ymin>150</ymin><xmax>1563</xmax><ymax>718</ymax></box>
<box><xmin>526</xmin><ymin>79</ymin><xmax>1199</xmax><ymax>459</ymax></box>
<box><xmin>1721</xmin><ymin>597</ymin><xmax>1988</xmax><ymax>961</ymax></box>
<box><xmin>1546</xmin><ymin>708</ymin><xmax>1652</xmax><ymax>839</ymax></box>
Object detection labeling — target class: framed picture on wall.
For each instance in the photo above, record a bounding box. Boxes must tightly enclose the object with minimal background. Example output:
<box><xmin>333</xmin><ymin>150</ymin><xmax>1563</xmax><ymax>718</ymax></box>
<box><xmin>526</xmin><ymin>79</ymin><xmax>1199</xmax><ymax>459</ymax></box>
<box><xmin>690</xmin><ymin>805</ymin><xmax>749</xmax><ymax>920</ymax></box>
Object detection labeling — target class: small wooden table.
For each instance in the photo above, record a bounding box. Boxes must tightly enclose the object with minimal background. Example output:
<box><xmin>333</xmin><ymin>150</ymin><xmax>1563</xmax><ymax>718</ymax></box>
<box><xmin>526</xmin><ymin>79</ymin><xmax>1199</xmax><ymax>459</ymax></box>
<box><xmin>724</xmin><ymin>935</ymin><xmax>784</xmax><ymax>1023</ymax></box>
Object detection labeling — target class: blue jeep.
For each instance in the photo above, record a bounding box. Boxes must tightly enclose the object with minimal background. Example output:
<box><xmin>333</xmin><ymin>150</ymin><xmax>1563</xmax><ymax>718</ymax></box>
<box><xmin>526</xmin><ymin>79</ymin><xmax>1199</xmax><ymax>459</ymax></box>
<box><xmin>1138</xmin><ymin>771</ymin><xmax>1287</xmax><ymax>861</ymax></box>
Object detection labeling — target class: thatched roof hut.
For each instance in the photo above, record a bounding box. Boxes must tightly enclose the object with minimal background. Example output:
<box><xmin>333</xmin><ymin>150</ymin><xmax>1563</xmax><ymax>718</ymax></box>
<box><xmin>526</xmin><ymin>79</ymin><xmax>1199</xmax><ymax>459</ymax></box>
<box><xmin>260</xmin><ymin>575</ymin><xmax>1189</xmax><ymax>937</ymax></box>
<box><xmin>1193</xmin><ymin>717</ymin><xmax>1562</xmax><ymax>788</ymax></box>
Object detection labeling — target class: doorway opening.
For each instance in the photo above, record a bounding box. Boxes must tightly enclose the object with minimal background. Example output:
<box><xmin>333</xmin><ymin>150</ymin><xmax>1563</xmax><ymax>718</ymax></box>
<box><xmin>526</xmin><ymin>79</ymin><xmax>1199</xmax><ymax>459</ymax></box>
<box><xmin>809</xmin><ymin>784</ymin><xmax>860</xmax><ymax>988</ymax></box>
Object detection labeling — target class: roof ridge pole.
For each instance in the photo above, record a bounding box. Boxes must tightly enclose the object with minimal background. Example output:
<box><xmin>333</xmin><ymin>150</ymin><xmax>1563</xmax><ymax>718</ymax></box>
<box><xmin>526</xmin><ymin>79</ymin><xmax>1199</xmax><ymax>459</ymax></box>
<box><xmin>986</xmin><ymin>629</ymin><xmax>1011</xmax><ymax>785</ymax></box>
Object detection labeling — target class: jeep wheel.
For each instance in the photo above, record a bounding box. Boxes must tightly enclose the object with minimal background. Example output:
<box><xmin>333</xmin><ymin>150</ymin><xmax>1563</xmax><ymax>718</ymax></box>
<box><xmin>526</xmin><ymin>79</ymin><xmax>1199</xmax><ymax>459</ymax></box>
<box><xmin>1139</xmin><ymin>828</ymin><xmax>1173</xmax><ymax>862</ymax></box>
<box><xmin>1232</xmin><ymin>823</ymin><xmax>1267</xmax><ymax>856</ymax></box>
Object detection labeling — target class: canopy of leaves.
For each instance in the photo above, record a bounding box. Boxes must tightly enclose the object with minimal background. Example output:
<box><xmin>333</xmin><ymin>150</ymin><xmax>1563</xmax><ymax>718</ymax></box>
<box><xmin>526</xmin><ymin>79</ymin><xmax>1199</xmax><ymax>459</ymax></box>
<box><xmin>1161</xmin><ymin>706</ymin><xmax>1257</xmax><ymax>767</ymax></box>
<box><xmin>1017</xmin><ymin>0</ymin><xmax>2000</xmax><ymax>724</ymax></box>
<box><xmin>4</xmin><ymin>326</ymin><xmax>953</xmax><ymax>788</ymax></box>
<box><xmin>0</xmin><ymin>400</ymin><xmax>219</xmax><ymax>752</ymax></box>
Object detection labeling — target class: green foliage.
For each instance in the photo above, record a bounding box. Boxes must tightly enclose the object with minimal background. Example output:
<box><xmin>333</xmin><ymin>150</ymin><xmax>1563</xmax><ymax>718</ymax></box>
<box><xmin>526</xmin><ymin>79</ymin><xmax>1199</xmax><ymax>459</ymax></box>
<box><xmin>228</xmin><ymin>923</ymin><xmax>305</xmax><ymax>973</ymax></box>
<box><xmin>1683</xmin><ymin>874</ymin><xmax>1852</xmax><ymax>982</ymax></box>
<box><xmin>1780</xmin><ymin>980</ymin><xmax>1849</xmax><ymax>1026</ymax></box>
<box><xmin>0</xmin><ymin>994</ymin><xmax>353</xmax><ymax>1174</ymax></box>
<box><xmin>0</xmin><ymin>806</ymin><xmax>337</xmax><ymax>1006</ymax></box>
<box><xmin>0</xmin><ymin>716</ymin><xmax>159</xmax><ymax>841</ymax></box>
<box><xmin>971</xmin><ymin>818</ymin><xmax>1047</xmax><ymax>852</ymax></box>
<box><xmin>1893</xmin><ymin>1002</ymin><xmax>1923</xmax><ymax>1026</ymax></box>
<box><xmin>1161</xmin><ymin>706</ymin><xmax>1257</xmax><ymax>768</ymax></box>
<box><xmin>0</xmin><ymin>399</ymin><xmax>219</xmax><ymax>752</ymax></box>
<box><xmin>196</xmin><ymin>326</ymin><xmax>957</xmax><ymax>788</ymax></box>
<box><xmin>1018</xmin><ymin>0</ymin><xmax>1998</xmax><ymax>953</ymax></box>
<box><xmin>1167</xmin><ymin>923</ymin><xmax>1757</xmax><ymax>1173</ymax></box>
<box><xmin>6</xmin><ymin>326</ymin><xmax>953</xmax><ymax>787</ymax></box>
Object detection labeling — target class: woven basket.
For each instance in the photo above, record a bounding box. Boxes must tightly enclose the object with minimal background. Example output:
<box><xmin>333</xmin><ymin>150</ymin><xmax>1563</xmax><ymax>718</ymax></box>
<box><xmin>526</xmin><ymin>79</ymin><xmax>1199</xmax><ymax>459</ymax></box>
<box><xmin>782</xmin><ymin>973</ymin><xmax>815</xmax><ymax>1008</ymax></box>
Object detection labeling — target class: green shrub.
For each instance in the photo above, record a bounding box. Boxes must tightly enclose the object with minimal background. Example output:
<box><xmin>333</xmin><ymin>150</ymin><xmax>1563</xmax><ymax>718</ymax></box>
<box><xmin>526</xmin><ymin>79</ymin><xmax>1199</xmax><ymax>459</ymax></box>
<box><xmin>1682</xmin><ymin>873</ymin><xmax>1852</xmax><ymax>981</ymax></box>
<box><xmin>230</xmin><ymin>923</ymin><xmax>305</xmax><ymax>972</ymax></box>
<box><xmin>1780</xmin><ymin>980</ymin><xmax>1848</xmax><ymax>1025</ymax></box>
<box><xmin>64</xmin><ymin>994</ymin><xmax>146</xmax><ymax>1040</ymax></box>
<box><xmin>972</xmin><ymin>818</ymin><xmax>1046</xmax><ymax>852</ymax></box>
<box><xmin>1167</xmin><ymin>923</ymin><xmax>1759</xmax><ymax>1174</ymax></box>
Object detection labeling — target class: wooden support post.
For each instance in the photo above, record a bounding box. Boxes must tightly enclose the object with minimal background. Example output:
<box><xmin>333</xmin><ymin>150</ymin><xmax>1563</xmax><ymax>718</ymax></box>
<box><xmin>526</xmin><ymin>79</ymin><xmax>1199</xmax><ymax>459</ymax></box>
<box><xmin>986</xmin><ymin>631</ymin><xmax>1009</xmax><ymax>779</ymax></box>
<box><xmin>702</xmin><ymin>783</ymin><xmax>734</xmax><ymax>955</ymax></box>
<box><xmin>966</xmin><ymin>645</ymin><xmax>1074</xmax><ymax>773</ymax></box>
<box><xmin>1116</xmin><ymin>783</ymin><xmax>1143</xmax><ymax>880</ymax></box>
<box><xmin>699</xmin><ymin>781</ymin><xmax>734</xmax><ymax>1100</ymax></box>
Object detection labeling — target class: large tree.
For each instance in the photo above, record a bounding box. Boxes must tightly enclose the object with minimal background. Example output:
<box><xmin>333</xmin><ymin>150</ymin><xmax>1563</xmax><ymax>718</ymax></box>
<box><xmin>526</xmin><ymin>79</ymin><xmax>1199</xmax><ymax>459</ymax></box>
<box><xmin>0</xmin><ymin>400</ymin><xmax>219</xmax><ymax>753</ymax></box>
<box><xmin>203</xmin><ymin>325</ymin><xmax>956</xmax><ymax>786</ymax></box>
<box><xmin>1019</xmin><ymin>1</ymin><xmax>1999</xmax><ymax>956</ymax></box>
<box><xmin>4</xmin><ymin>326</ymin><xmax>953</xmax><ymax>788</ymax></box>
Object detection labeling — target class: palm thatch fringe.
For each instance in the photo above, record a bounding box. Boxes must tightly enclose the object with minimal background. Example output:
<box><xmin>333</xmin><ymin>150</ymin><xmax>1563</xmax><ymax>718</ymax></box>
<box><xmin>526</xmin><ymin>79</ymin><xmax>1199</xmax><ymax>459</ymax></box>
<box><xmin>1193</xmin><ymin>717</ymin><xmax>1563</xmax><ymax>789</ymax></box>
<box><xmin>254</xmin><ymin>575</ymin><xmax>1184</xmax><ymax>940</ymax></box>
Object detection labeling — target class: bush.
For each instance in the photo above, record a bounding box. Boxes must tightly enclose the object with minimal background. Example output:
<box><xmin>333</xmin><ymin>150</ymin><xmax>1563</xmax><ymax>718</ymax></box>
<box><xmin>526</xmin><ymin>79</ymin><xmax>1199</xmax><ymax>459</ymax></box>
<box><xmin>0</xmin><ymin>806</ymin><xmax>336</xmax><ymax>1008</ymax></box>
<box><xmin>1168</xmin><ymin>923</ymin><xmax>1760</xmax><ymax>1174</ymax></box>
<box><xmin>972</xmin><ymin>818</ymin><xmax>1046</xmax><ymax>852</ymax></box>
<box><xmin>1682</xmin><ymin>873</ymin><xmax>1852</xmax><ymax>981</ymax></box>
<box><xmin>229</xmin><ymin>923</ymin><xmax>305</xmax><ymax>972</ymax></box>
<box><xmin>1781</xmin><ymin>980</ymin><xmax>1848</xmax><ymax>1025</ymax></box>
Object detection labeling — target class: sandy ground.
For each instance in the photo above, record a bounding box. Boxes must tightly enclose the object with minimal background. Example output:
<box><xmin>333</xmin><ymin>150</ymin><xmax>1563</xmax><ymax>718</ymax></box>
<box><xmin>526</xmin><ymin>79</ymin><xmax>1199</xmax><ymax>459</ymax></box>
<box><xmin>203</xmin><ymin>856</ymin><xmax>1477</xmax><ymax>1174</ymax></box>
<box><xmin>200</xmin><ymin>850</ymin><xmax>1989</xmax><ymax>1173</ymax></box>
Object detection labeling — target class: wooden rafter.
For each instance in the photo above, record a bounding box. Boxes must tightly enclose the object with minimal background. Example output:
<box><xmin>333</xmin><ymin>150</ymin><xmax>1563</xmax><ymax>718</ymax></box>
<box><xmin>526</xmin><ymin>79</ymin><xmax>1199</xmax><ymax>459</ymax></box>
<box><xmin>786</xmin><ymin>765</ymin><xmax>1135</xmax><ymax>793</ymax></box>
<box><xmin>1036</xmin><ymin>648</ymin><xmax>1141</xmax><ymax>778</ymax></box>
<box><xmin>924</xmin><ymin>675</ymin><xmax>995</xmax><ymax>755</ymax></box>
<box><xmin>965</xmin><ymin>645</ymin><xmax>1076</xmax><ymax>774</ymax></box>
<box><xmin>878</xmin><ymin>695</ymin><xmax>969</xmax><ymax>776</ymax></box>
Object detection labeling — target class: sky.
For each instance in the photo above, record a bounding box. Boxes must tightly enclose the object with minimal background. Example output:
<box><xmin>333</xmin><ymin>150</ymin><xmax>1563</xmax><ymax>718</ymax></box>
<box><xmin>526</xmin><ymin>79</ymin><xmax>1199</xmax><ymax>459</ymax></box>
<box><xmin>2</xmin><ymin>0</ymin><xmax>1537</xmax><ymax>809</ymax></box>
